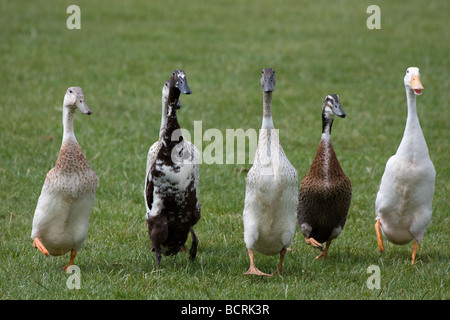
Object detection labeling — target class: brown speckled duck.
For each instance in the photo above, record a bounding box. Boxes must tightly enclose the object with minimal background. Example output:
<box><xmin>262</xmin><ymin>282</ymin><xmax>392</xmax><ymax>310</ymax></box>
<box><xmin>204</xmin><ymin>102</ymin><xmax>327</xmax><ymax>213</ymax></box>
<box><xmin>297</xmin><ymin>94</ymin><xmax>351</xmax><ymax>259</ymax></box>
<box><xmin>31</xmin><ymin>87</ymin><xmax>98</xmax><ymax>271</ymax></box>
<box><xmin>145</xmin><ymin>70</ymin><xmax>201</xmax><ymax>268</ymax></box>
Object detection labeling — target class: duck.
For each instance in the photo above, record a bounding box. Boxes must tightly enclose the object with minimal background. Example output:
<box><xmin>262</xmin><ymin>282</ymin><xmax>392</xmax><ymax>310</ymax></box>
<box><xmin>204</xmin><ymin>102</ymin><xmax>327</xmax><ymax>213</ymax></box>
<box><xmin>243</xmin><ymin>68</ymin><xmax>298</xmax><ymax>277</ymax></box>
<box><xmin>145</xmin><ymin>70</ymin><xmax>201</xmax><ymax>268</ymax></box>
<box><xmin>297</xmin><ymin>94</ymin><xmax>351</xmax><ymax>259</ymax></box>
<box><xmin>375</xmin><ymin>67</ymin><xmax>435</xmax><ymax>265</ymax></box>
<box><xmin>144</xmin><ymin>79</ymin><xmax>181</xmax><ymax>219</ymax></box>
<box><xmin>31</xmin><ymin>87</ymin><xmax>98</xmax><ymax>271</ymax></box>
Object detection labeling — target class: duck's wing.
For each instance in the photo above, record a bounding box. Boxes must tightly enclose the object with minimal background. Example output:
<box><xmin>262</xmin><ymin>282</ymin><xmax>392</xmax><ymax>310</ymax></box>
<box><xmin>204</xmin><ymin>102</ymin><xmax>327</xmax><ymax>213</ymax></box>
<box><xmin>145</xmin><ymin>170</ymin><xmax>154</xmax><ymax>219</ymax></box>
<box><xmin>145</xmin><ymin>141</ymin><xmax>161</xmax><ymax>218</ymax></box>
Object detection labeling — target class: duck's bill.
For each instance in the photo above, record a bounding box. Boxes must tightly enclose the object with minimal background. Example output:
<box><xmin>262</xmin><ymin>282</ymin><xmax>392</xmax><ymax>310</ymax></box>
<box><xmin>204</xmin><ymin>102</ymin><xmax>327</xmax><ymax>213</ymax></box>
<box><xmin>410</xmin><ymin>75</ymin><xmax>424</xmax><ymax>95</ymax></box>
<box><xmin>76</xmin><ymin>99</ymin><xmax>93</xmax><ymax>115</ymax></box>
<box><xmin>178</xmin><ymin>81</ymin><xmax>192</xmax><ymax>95</ymax></box>
<box><xmin>333</xmin><ymin>103</ymin><xmax>347</xmax><ymax>118</ymax></box>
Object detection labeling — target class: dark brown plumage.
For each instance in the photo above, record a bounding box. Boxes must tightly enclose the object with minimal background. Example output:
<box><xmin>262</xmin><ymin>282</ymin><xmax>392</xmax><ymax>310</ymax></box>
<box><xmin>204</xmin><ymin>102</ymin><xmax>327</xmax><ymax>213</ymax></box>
<box><xmin>297</xmin><ymin>94</ymin><xmax>352</xmax><ymax>259</ymax></box>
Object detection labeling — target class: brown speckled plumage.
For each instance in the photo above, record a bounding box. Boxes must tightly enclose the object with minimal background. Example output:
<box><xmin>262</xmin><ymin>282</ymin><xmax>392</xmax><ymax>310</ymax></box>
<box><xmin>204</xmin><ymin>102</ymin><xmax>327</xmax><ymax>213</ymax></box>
<box><xmin>298</xmin><ymin>138</ymin><xmax>351</xmax><ymax>243</ymax></box>
<box><xmin>297</xmin><ymin>94</ymin><xmax>351</xmax><ymax>257</ymax></box>
<box><xmin>45</xmin><ymin>140</ymin><xmax>98</xmax><ymax>199</ymax></box>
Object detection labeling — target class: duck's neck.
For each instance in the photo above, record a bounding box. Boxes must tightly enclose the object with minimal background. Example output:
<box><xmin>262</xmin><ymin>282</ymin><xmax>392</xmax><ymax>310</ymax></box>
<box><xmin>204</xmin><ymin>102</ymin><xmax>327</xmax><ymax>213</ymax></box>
<box><xmin>321</xmin><ymin>113</ymin><xmax>334</xmax><ymax>142</ymax></box>
<box><xmin>159</xmin><ymin>98</ymin><xmax>168</xmax><ymax>139</ymax></box>
<box><xmin>261</xmin><ymin>91</ymin><xmax>274</xmax><ymax>129</ymax></box>
<box><xmin>405</xmin><ymin>87</ymin><xmax>420</xmax><ymax>131</ymax></box>
<box><xmin>62</xmin><ymin>105</ymin><xmax>77</xmax><ymax>142</ymax></box>
<box><xmin>164</xmin><ymin>106</ymin><xmax>182</xmax><ymax>144</ymax></box>
<box><xmin>397</xmin><ymin>87</ymin><xmax>427</xmax><ymax>157</ymax></box>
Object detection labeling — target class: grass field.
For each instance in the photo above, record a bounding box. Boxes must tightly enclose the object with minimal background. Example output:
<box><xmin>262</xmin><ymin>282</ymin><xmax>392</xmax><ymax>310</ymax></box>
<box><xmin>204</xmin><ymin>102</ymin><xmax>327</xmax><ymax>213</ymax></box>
<box><xmin>0</xmin><ymin>0</ymin><xmax>448</xmax><ymax>300</ymax></box>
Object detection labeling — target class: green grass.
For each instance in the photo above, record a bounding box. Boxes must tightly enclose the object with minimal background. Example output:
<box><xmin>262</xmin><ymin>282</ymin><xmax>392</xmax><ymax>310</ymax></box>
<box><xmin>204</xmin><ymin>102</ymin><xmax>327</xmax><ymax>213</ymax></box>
<box><xmin>0</xmin><ymin>0</ymin><xmax>448</xmax><ymax>300</ymax></box>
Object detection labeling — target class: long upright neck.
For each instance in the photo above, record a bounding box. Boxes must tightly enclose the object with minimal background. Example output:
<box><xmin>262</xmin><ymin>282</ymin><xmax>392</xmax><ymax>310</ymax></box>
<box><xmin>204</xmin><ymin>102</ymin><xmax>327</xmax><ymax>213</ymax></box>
<box><xmin>163</xmin><ymin>87</ymin><xmax>182</xmax><ymax>144</ymax></box>
<box><xmin>159</xmin><ymin>97</ymin><xmax>168</xmax><ymax>139</ymax></box>
<box><xmin>163</xmin><ymin>106</ymin><xmax>181</xmax><ymax>143</ymax></box>
<box><xmin>321</xmin><ymin>112</ymin><xmax>334</xmax><ymax>141</ymax></box>
<box><xmin>62</xmin><ymin>105</ymin><xmax>77</xmax><ymax>142</ymax></box>
<box><xmin>397</xmin><ymin>87</ymin><xmax>428</xmax><ymax>158</ymax></box>
<box><xmin>405</xmin><ymin>87</ymin><xmax>420</xmax><ymax>131</ymax></box>
<box><xmin>261</xmin><ymin>91</ymin><xmax>274</xmax><ymax>129</ymax></box>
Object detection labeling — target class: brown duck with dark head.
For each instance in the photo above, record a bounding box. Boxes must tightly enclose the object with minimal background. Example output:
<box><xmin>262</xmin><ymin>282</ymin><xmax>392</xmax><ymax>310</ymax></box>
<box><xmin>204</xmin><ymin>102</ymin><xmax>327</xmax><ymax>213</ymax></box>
<box><xmin>297</xmin><ymin>94</ymin><xmax>352</xmax><ymax>259</ymax></box>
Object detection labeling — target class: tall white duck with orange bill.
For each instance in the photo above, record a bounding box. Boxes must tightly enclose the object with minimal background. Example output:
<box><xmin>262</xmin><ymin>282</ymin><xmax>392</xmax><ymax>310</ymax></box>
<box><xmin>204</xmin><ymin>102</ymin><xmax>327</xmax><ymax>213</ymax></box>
<box><xmin>31</xmin><ymin>87</ymin><xmax>98</xmax><ymax>270</ymax></box>
<box><xmin>375</xmin><ymin>67</ymin><xmax>436</xmax><ymax>265</ymax></box>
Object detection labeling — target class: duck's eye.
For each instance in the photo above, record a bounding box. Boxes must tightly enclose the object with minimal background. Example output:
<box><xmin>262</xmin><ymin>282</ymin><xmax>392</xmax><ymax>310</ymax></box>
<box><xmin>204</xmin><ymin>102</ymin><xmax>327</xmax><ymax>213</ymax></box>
<box><xmin>69</xmin><ymin>90</ymin><xmax>73</xmax><ymax>93</ymax></box>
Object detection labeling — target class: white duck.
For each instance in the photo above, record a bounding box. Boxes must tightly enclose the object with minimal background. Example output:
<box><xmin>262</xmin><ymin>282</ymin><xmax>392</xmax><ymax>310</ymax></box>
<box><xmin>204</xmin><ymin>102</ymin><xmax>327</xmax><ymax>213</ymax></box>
<box><xmin>375</xmin><ymin>67</ymin><xmax>436</xmax><ymax>265</ymax></box>
<box><xmin>31</xmin><ymin>87</ymin><xmax>98</xmax><ymax>270</ymax></box>
<box><xmin>243</xmin><ymin>68</ymin><xmax>298</xmax><ymax>276</ymax></box>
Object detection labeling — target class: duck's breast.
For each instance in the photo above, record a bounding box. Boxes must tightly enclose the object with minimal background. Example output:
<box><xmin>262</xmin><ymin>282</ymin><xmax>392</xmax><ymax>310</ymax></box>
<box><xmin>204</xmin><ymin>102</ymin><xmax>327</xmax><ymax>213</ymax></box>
<box><xmin>375</xmin><ymin>154</ymin><xmax>435</xmax><ymax>243</ymax></box>
<box><xmin>297</xmin><ymin>140</ymin><xmax>351</xmax><ymax>241</ymax></box>
<box><xmin>31</xmin><ymin>140</ymin><xmax>98</xmax><ymax>254</ymax></box>
<box><xmin>31</xmin><ymin>177</ymin><xmax>96</xmax><ymax>255</ymax></box>
<box><xmin>243</xmin><ymin>131</ymin><xmax>298</xmax><ymax>254</ymax></box>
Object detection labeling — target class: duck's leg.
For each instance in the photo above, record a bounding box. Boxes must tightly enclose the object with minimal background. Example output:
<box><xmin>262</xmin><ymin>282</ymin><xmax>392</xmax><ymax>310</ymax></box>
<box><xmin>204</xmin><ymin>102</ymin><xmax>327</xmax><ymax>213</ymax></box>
<box><xmin>62</xmin><ymin>249</ymin><xmax>77</xmax><ymax>272</ymax></box>
<box><xmin>33</xmin><ymin>238</ymin><xmax>50</xmax><ymax>257</ymax></box>
<box><xmin>189</xmin><ymin>227</ymin><xmax>198</xmax><ymax>260</ymax></box>
<box><xmin>155</xmin><ymin>248</ymin><xmax>162</xmax><ymax>268</ymax></box>
<box><xmin>305</xmin><ymin>237</ymin><xmax>323</xmax><ymax>250</ymax></box>
<box><xmin>244</xmin><ymin>249</ymin><xmax>272</xmax><ymax>277</ymax></box>
<box><xmin>411</xmin><ymin>241</ymin><xmax>419</xmax><ymax>265</ymax></box>
<box><xmin>375</xmin><ymin>220</ymin><xmax>385</xmax><ymax>252</ymax></box>
<box><xmin>271</xmin><ymin>248</ymin><xmax>287</xmax><ymax>277</ymax></box>
<box><xmin>315</xmin><ymin>240</ymin><xmax>332</xmax><ymax>259</ymax></box>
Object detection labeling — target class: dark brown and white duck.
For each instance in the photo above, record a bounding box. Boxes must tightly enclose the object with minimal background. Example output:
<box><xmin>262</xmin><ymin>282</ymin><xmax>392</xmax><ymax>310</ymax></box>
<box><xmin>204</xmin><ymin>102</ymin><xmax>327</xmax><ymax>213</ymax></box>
<box><xmin>297</xmin><ymin>94</ymin><xmax>351</xmax><ymax>259</ymax></box>
<box><xmin>145</xmin><ymin>70</ymin><xmax>201</xmax><ymax>268</ymax></box>
<box><xmin>243</xmin><ymin>68</ymin><xmax>298</xmax><ymax>276</ymax></box>
<box><xmin>31</xmin><ymin>87</ymin><xmax>98</xmax><ymax>271</ymax></box>
<box><xmin>144</xmin><ymin>79</ymin><xmax>181</xmax><ymax>218</ymax></box>
<box><xmin>375</xmin><ymin>67</ymin><xmax>435</xmax><ymax>265</ymax></box>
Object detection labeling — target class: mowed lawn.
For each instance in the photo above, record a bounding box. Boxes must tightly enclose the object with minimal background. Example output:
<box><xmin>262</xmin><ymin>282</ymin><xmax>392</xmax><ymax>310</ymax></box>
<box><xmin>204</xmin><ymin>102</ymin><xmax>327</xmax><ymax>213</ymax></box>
<box><xmin>0</xmin><ymin>0</ymin><xmax>448</xmax><ymax>300</ymax></box>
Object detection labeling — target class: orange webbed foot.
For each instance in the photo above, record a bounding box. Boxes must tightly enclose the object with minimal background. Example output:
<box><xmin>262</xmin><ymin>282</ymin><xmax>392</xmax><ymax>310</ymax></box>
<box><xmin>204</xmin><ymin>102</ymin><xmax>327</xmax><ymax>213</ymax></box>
<box><xmin>244</xmin><ymin>265</ymin><xmax>273</xmax><ymax>277</ymax></box>
<box><xmin>314</xmin><ymin>240</ymin><xmax>332</xmax><ymax>259</ymax></box>
<box><xmin>375</xmin><ymin>220</ymin><xmax>385</xmax><ymax>252</ymax></box>
<box><xmin>244</xmin><ymin>249</ymin><xmax>272</xmax><ymax>277</ymax></box>
<box><xmin>305</xmin><ymin>237</ymin><xmax>323</xmax><ymax>250</ymax></box>
<box><xmin>33</xmin><ymin>238</ymin><xmax>50</xmax><ymax>257</ymax></box>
